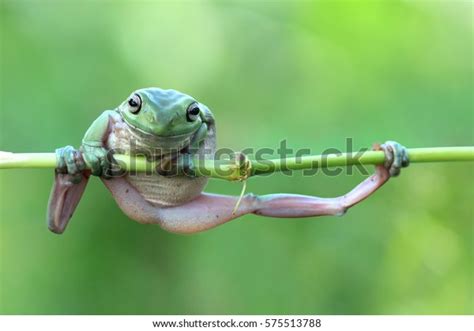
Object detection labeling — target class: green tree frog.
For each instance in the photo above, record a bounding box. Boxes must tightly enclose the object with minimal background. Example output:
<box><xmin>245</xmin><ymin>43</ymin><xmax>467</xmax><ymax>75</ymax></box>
<box><xmin>47</xmin><ymin>87</ymin><xmax>408</xmax><ymax>234</ymax></box>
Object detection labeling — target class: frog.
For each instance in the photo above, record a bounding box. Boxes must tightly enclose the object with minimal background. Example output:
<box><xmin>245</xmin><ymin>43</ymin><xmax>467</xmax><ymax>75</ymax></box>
<box><xmin>47</xmin><ymin>87</ymin><xmax>409</xmax><ymax>234</ymax></box>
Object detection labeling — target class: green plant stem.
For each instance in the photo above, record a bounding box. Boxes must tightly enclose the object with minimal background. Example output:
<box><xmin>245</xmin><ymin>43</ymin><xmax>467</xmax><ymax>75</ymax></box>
<box><xmin>0</xmin><ymin>147</ymin><xmax>473</xmax><ymax>181</ymax></box>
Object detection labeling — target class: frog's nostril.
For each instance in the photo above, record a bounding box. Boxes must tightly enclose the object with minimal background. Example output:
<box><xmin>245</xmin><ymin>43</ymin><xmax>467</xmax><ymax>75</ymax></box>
<box><xmin>170</xmin><ymin>112</ymin><xmax>180</xmax><ymax>124</ymax></box>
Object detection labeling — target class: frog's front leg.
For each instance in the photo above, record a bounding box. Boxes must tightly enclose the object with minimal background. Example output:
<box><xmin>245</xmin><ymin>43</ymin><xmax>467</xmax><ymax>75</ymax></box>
<box><xmin>102</xmin><ymin>141</ymin><xmax>408</xmax><ymax>234</ymax></box>
<box><xmin>80</xmin><ymin>110</ymin><xmax>119</xmax><ymax>177</ymax></box>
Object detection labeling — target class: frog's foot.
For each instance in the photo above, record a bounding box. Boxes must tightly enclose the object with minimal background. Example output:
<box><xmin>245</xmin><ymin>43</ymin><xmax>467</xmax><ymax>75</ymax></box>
<box><xmin>379</xmin><ymin>140</ymin><xmax>409</xmax><ymax>177</ymax></box>
<box><xmin>56</xmin><ymin>145</ymin><xmax>87</xmax><ymax>183</ymax></box>
<box><xmin>80</xmin><ymin>143</ymin><xmax>112</xmax><ymax>177</ymax></box>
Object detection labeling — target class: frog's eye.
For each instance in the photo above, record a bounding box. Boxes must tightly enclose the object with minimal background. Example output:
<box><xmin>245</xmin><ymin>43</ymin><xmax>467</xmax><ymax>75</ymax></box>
<box><xmin>186</xmin><ymin>103</ymin><xmax>200</xmax><ymax>122</ymax></box>
<box><xmin>128</xmin><ymin>94</ymin><xmax>142</xmax><ymax>114</ymax></box>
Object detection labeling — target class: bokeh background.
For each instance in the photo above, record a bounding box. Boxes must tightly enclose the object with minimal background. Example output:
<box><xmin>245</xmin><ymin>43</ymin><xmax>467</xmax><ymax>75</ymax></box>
<box><xmin>0</xmin><ymin>0</ymin><xmax>472</xmax><ymax>314</ymax></box>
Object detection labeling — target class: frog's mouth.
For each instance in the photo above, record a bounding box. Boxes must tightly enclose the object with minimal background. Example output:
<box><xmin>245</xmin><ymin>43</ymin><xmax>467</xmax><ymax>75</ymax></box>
<box><xmin>125</xmin><ymin>121</ymin><xmax>202</xmax><ymax>151</ymax></box>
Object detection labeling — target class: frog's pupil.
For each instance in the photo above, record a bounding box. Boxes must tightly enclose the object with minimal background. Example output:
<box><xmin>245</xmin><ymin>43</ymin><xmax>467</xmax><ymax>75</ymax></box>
<box><xmin>189</xmin><ymin>106</ymin><xmax>200</xmax><ymax>115</ymax></box>
<box><xmin>128</xmin><ymin>98</ymin><xmax>138</xmax><ymax>107</ymax></box>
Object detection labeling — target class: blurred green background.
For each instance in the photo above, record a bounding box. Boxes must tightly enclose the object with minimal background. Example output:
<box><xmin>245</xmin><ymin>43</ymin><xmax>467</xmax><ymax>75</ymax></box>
<box><xmin>0</xmin><ymin>0</ymin><xmax>472</xmax><ymax>314</ymax></box>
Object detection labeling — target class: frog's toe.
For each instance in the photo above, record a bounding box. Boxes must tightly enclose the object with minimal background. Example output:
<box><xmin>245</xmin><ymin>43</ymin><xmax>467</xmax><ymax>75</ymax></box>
<box><xmin>65</xmin><ymin>146</ymin><xmax>86</xmax><ymax>174</ymax></box>
<box><xmin>56</xmin><ymin>146</ymin><xmax>84</xmax><ymax>174</ymax></box>
<box><xmin>81</xmin><ymin>145</ymin><xmax>112</xmax><ymax>177</ymax></box>
<box><xmin>381</xmin><ymin>141</ymin><xmax>409</xmax><ymax>177</ymax></box>
<box><xmin>55</xmin><ymin>146</ymin><xmax>86</xmax><ymax>184</ymax></box>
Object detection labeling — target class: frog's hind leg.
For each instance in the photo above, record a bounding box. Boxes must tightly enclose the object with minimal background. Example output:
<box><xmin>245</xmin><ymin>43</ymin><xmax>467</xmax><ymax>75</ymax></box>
<box><xmin>101</xmin><ymin>141</ymin><xmax>408</xmax><ymax>234</ymax></box>
<box><xmin>102</xmin><ymin>164</ymin><xmax>388</xmax><ymax>234</ymax></box>
<box><xmin>47</xmin><ymin>171</ymin><xmax>90</xmax><ymax>234</ymax></box>
<box><xmin>47</xmin><ymin>146</ymin><xmax>90</xmax><ymax>234</ymax></box>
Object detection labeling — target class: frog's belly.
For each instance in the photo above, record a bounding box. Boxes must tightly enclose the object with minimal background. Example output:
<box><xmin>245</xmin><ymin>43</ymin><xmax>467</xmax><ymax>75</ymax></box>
<box><xmin>125</xmin><ymin>174</ymin><xmax>207</xmax><ymax>207</ymax></box>
<box><xmin>106</xmin><ymin>116</ymin><xmax>207</xmax><ymax>206</ymax></box>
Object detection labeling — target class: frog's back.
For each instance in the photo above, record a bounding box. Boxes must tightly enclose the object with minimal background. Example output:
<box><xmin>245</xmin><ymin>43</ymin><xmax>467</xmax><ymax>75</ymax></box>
<box><xmin>106</xmin><ymin>113</ymin><xmax>215</xmax><ymax>207</ymax></box>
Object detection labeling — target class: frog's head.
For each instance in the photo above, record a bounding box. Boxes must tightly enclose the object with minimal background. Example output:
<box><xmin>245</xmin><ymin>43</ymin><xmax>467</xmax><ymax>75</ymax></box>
<box><xmin>118</xmin><ymin>87</ymin><xmax>204</xmax><ymax>137</ymax></box>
